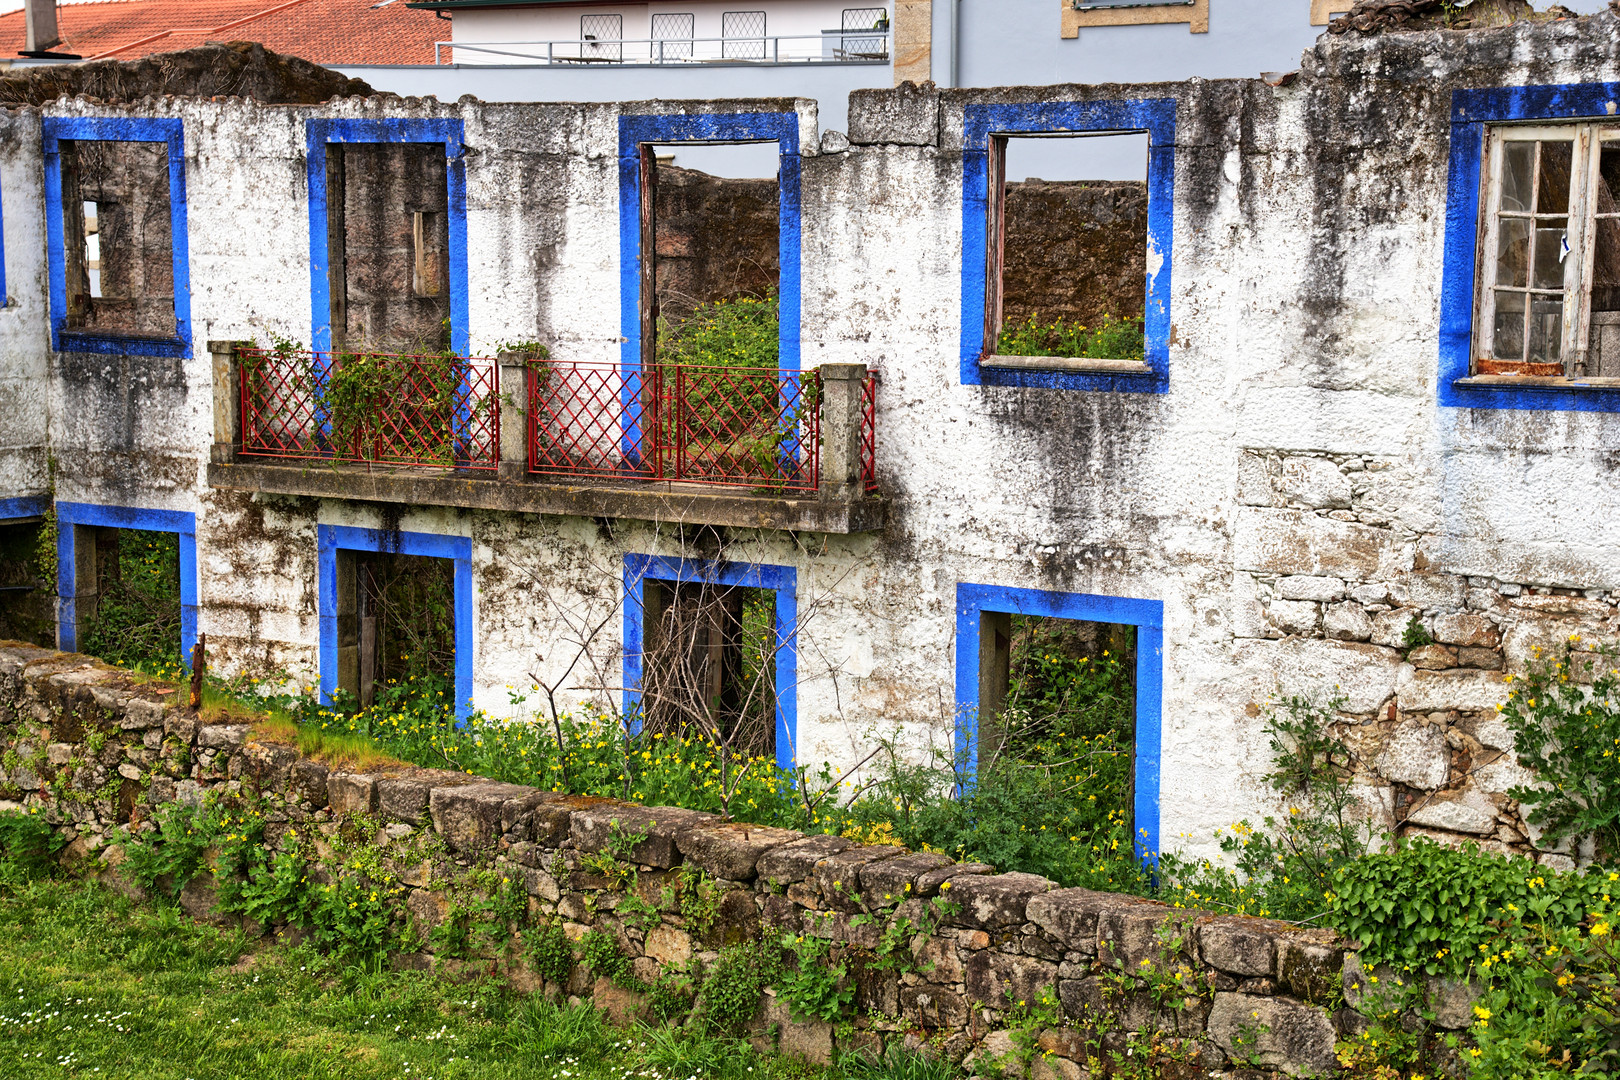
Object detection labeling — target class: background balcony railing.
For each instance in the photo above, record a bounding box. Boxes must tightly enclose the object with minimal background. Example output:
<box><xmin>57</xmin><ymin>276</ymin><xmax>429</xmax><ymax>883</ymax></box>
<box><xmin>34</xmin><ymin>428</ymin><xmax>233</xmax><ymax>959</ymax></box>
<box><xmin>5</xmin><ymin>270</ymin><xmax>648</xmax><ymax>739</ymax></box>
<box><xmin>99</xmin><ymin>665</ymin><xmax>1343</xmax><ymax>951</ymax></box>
<box><xmin>434</xmin><ymin>30</ymin><xmax>890</xmax><ymax>67</ymax></box>
<box><xmin>527</xmin><ymin>360</ymin><xmax>877</xmax><ymax>492</ymax></box>
<box><xmin>239</xmin><ymin>348</ymin><xmax>500</xmax><ymax>471</ymax></box>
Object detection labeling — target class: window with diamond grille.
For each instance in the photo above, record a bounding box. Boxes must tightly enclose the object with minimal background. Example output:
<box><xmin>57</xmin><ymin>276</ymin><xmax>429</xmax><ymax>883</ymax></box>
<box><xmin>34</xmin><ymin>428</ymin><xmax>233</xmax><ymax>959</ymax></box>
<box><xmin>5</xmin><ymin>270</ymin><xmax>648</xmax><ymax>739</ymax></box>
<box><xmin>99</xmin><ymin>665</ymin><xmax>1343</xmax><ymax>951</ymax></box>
<box><xmin>721</xmin><ymin>10</ymin><xmax>765</xmax><ymax>59</ymax></box>
<box><xmin>652</xmin><ymin>12</ymin><xmax>694</xmax><ymax>60</ymax></box>
<box><xmin>840</xmin><ymin>7</ymin><xmax>887</xmax><ymax>59</ymax></box>
<box><xmin>580</xmin><ymin>14</ymin><xmax>622</xmax><ymax>60</ymax></box>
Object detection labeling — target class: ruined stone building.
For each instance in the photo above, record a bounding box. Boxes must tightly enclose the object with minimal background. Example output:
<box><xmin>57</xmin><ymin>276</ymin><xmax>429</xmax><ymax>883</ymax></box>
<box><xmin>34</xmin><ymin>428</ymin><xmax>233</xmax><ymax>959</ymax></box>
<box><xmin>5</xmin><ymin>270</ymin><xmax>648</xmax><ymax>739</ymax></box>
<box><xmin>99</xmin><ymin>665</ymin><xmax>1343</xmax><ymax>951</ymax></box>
<box><xmin>2</xmin><ymin>13</ymin><xmax>1620</xmax><ymax>869</ymax></box>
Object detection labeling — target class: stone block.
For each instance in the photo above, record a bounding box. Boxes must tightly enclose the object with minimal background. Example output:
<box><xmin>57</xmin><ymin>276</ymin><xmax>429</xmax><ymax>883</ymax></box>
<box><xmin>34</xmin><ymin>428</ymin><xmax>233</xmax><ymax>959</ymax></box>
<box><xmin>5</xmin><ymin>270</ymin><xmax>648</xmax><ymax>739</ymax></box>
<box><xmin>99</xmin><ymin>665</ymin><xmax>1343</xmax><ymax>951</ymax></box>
<box><xmin>1270</xmin><ymin>600</ymin><xmax>1319</xmax><ymax>635</ymax></box>
<box><xmin>1458</xmin><ymin>647</ymin><xmax>1503</xmax><ymax>670</ymax></box>
<box><xmin>1425</xmin><ymin>974</ymin><xmax>1483</xmax><ymax>1030</ymax></box>
<box><xmin>946</xmin><ymin>872</ymin><xmax>1054</xmax><ymax>929</ymax></box>
<box><xmin>915</xmin><ymin>862</ymin><xmax>993</xmax><ymax>899</ymax></box>
<box><xmin>909</xmin><ymin>933</ymin><xmax>963</xmax><ymax>983</ymax></box>
<box><xmin>524</xmin><ymin>867</ymin><xmax>561</xmax><ymax>902</ymax></box>
<box><xmin>815</xmin><ymin>846</ymin><xmax>905</xmax><ymax>910</ymax></box>
<box><xmin>119</xmin><ymin>698</ymin><xmax>165</xmax><ymax>730</ymax></box>
<box><xmin>644</xmin><ymin>924</ymin><xmax>693</xmax><ymax>967</ymax></box>
<box><xmin>1375</xmin><ymin>720</ymin><xmax>1449</xmax><ymax>790</ymax></box>
<box><xmin>847</xmin><ymin>81</ymin><xmax>939</xmax><ymax>146</ymax></box>
<box><xmin>1097</xmin><ymin>905</ymin><xmax>1184</xmax><ymax>970</ymax></box>
<box><xmin>899</xmin><ymin>983</ymin><xmax>969</xmax><ymax>1028</ymax></box>
<box><xmin>1398</xmin><ymin>668</ymin><xmax>1508</xmax><ymax>712</ymax></box>
<box><xmin>1207</xmin><ymin>992</ymin><xmax>1337</xmax><ymax>1076</ymax></box>
<box><xmin>858</xmin><ymin>850</ymin><xmax>953</xmax><ymax>905</ymax></box>
<box><xmin>1276</xmin><ymin>936</ymin><xmax>1344</xmax><ymax>1004</ymax></box>
<box><xmin>1232</xmin><ymin>507</ymin><xmax>1410</xmax><ymax>581</ymax></box>
<box><xmin>377</xmin><ymin>777</ymin><xmax>436</xmax><ymax>825</ymax></box>
<box><xmin>1277</xmin><ymin>575</ymin><xmax>1345</xmax><ymax>602</ymax></box>
<box><xmin>1324</xmin><ymin>602</ymin><xmax>1373</xmax><ymax>641</ymax></box>
<box><xmin>1277</xmin><ymin>457</ymin><xmax>1351</xmax><ymax>509</ymax></box>
<box><xmin>675</xmin><ymin>821</ymin><xmax>802</xmax><ymax>880</ymax></box>
<box><xmin>1198</xmin><ymin>917</ymin><xmax>1279</xmax><ymax>977</ymax></box>
<box><xmin>964</xmin><ymin>951</ymin><xmax>1059</xmax><ymax>1010</ymax></box>
<box><xmin>1432</xmin><ymin>613</ymin><xmax>1500</xmax><ymax>648</ymax></box>
<box><xmin>570</xmin><ymin>802</ymin><xmax>717</xmax><ymax>868</ymax></box>
<box><xmin>592</xmin><ymin>976</ymin><xmax>650</xmax><ymax>1026</ymax></box>
<box><xmin>1409</xmin><ymin>574</ymin><xmax>1468</xmax><ymax>609</ymax></box>
<box><xmin>1233</xmin><ymin>637</ymin><xmax>1401</xmax><ymax>714</ymax></box>
<box><xmin>757</xmin><ymin>834</ymin><xmax>851</xmax><ymax>885</ymax></box>
<box><xmin>501</xmin><ymin>789</ymin><xmax>561</xmax><ymax>835</ymax></box>
<box><xmin>1370</xmin><ymin>607</ymin><xmax>1420</xmax><ymax>648</ymax></box>
<box><xmin>1026</xmin><ymin>887</ymin><xmax>1123</xmax><ymax>954</ymax></box>
<box><xmin>1473</xmin><ymin>758</ymin><xmax>1540</xmax><ymax>796</ymax></box>
<box><xmin>197</xmin><ymin>724</ymin><xmax>248</xmax><ymax>750</ymax></box>
<box><xmin>290</xmin><ymin>759</ymin><xmax>329</xmax><ymax>807</ymax></box>
<box><xmin>1405</xmin><ymin>789</ymin><xmax>1498</xmax><ymax>835</ymax></box>
<box><xmin>1407</xmin><ymin>644</ymin><xmax>1457</xmax><ymax>670</ymax></box>
<box><xmin>431</xmin><ymin>781</ymin><xmax>544</xmax><ymax>855</ymax></box>
<box><xmin>327</xmin><ymin>772</ymin><xmax>378</xmax><ymax>816</ymax></box>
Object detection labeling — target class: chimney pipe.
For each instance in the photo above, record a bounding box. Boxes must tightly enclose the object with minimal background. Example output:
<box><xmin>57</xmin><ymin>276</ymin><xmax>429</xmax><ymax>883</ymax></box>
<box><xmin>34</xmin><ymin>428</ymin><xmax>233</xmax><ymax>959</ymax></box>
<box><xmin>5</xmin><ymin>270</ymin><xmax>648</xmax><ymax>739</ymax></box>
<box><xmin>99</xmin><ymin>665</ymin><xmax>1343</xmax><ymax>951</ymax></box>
<box><xmin>24</xmin><ymin>0</ymin><xmax>62</xmax><ymax>54</ymax></box>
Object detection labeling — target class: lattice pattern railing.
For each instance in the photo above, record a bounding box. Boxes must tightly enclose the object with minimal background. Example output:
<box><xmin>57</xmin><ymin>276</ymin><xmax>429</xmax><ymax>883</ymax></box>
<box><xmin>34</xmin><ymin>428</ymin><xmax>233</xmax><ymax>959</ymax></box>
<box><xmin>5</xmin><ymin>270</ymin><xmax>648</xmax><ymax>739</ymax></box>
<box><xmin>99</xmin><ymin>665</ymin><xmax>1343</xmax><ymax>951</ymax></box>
<box><xmin>239</xmin><ymin>348</ymin><xmax>500</xmax><ymax>470</ymax></box>
<box><xmin>528</xmin><ymin>361</ymin><xmax>828</xmax><ymax>490</ymax></box>
<box><xmin>860</xmin><ymin>372</ymin><xmax>878</xmax><ymax>494</ymax></box>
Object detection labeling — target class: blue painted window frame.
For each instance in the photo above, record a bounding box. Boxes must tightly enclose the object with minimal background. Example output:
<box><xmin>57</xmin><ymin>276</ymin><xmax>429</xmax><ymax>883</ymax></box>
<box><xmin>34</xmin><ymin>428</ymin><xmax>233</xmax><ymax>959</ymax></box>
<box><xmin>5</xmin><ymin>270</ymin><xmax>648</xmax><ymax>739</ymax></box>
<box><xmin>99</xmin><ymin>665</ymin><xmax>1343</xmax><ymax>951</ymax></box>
<box><xmin>1441</xmin><ymin>82</ymin><xmax>1620</xmax><ymax>412</ymax></box>
<box><xmin>306</xmin><ymin>119</ymin><xmax>471</xmax><ymax>358</ymax></box>
<box><xmin>621</xmin><ymin>552</ymin><xmax>799</xmax><ymax>773</ymax></box>
<box><xmin>42</xmin><ymin>117</ymin><xmax>191</xmax><ymax>358</ymax></box>
<box><xmin>317</xmin><ymin>524</ymin><xmax>474</xmax><ymax>723</ymax></box>
<box><xmin>961</xmin><ymin>99</ymin><xmax>1176</xmax><ymax>393</ymax></box>
<box><xmin>955</xmin><ymin>582</ymin><xmax>1164</xmax><ymax>863</ymax></box>
<box><xmin>619</xmin><ymin>112</ymin><xmax>802</xmax><ymax>382</ymax></box>
<box><xmin>54</xmin><ymin>501</ymin><xmax>198</xmax><ymax>664</ymax></box>
<box><xmin>0</xmin><ymin>495</ymin><xmax>48</xmax><ymax>521</ymax></box>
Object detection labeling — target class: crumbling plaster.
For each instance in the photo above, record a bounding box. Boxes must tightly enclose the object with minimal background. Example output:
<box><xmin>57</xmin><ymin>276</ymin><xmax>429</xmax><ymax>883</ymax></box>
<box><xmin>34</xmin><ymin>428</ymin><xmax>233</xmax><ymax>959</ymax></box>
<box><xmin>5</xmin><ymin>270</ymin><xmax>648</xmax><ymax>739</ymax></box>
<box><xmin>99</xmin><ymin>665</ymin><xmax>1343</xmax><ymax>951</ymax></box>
<box><xmin>8</xmin><ymin>16</ymin><xmax>1620</xmax><ymax>864</ymax></box>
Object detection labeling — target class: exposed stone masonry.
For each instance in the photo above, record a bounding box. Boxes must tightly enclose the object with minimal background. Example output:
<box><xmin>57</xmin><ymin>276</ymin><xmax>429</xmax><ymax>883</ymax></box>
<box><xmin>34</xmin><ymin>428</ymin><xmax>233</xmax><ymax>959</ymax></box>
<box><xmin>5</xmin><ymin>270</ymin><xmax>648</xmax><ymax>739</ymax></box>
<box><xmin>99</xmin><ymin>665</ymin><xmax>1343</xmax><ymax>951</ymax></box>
<box><xmin>0</xmin><ymin>642</ymin><xmax>1481</xmax><ymax>1076</ymax></box>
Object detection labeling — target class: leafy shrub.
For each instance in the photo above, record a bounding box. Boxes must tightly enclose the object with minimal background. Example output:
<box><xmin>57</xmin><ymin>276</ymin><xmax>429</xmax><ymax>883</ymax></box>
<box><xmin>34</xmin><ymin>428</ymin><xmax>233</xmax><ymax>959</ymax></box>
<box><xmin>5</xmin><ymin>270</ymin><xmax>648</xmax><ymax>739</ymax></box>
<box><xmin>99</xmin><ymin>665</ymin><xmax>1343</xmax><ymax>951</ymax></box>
<box><xmin>1331</xmin><ymin>839</ymin><xmax>1612</xmax><ymax>979</ymax></box>
<box><xmin>1498</xmin><ymin>637</ymin><xmax>1620</xmax><ymax>860</ymax></box>
<box><xmin>523</xmin><ymin>919</ymin><xmax>573</xmax><ymax>985</ymax></box>
<box><xmin>79</xmin><ymin>529</ymin><xmax>182</xmax><ymax>671</ymax></box>
<box><xmin>580</xmin><ymin>928</ymin><xmax>632</xmax><ymax>985</ymax></box>
<box><xmin>698</xmin><ymin>944</ymin><xmax>777</xmax><ymax>1032</ymax></box>
<box><xmin>0</xmin><ymin>809</ymin><xmax>65</xmax><ymax>883</ymax></box>
<box><xmin>657</xmin><ymin>293</ymin><xmax>779</xmax><ymax>369</ymax></box>
<box><xmin>777</xmin><ymin>933</ymin><xmax>853</xmax><ymax>1023</ymax></box>
<box><xmin>996</xmin><ymin>313</ymin><xmax>1145</xmax><ymax>363</ymax></box>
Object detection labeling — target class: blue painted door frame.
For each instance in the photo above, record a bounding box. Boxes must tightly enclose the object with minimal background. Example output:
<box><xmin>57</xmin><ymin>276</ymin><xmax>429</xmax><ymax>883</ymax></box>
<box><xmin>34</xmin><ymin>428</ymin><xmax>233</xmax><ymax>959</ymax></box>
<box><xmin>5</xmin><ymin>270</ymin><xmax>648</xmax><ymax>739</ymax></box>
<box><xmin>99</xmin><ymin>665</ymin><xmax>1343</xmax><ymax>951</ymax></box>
<box><xmin>54</xmin><ymin>501</ymin><xmax>198</xmax><ymax>664</ymax></box>
<box><xmin>622</xmin><ymin>552</ymin><xmax>799</xmax><ymax>773</ymax></box>
<box><xmin>955</xmin><ymin>582</ymin><xmax>1164</xmax><ymax>863</ymax></box>
<box><xmin>316</xmin><ymin>524</ymin><xmax>475</xmax><ymax>723</ymax></box>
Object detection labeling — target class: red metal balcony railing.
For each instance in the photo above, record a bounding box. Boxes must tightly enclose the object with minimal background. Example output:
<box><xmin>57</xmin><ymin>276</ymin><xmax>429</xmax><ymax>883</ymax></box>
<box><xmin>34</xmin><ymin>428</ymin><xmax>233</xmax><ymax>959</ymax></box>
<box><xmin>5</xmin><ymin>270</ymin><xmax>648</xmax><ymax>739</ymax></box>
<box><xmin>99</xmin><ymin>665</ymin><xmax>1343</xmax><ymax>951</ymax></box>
<box><xmin>860</xmin><ymin>372</ymin><xmax>878</xmax><ymax>494</ymax></box>
<box><xmin>529</xmin><ymin>361</ymin><xmax>871</xmax><ymax>491</ymax></box>
<box><xmin>239</xmin><ymin>348</ymin><xmax>500</xmax><ymax>471</ymax></box>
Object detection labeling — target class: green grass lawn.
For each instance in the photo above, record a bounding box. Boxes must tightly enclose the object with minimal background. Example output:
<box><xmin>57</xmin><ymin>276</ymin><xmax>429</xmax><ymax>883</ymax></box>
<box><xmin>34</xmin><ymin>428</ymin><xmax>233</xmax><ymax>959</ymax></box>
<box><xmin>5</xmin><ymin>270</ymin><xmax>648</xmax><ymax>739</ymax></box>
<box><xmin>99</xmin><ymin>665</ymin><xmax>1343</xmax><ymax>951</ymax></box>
<box><xmin>0</xmin><ymin>877</ymin><xmax>876</xmax><ymax>1080</ymax></box>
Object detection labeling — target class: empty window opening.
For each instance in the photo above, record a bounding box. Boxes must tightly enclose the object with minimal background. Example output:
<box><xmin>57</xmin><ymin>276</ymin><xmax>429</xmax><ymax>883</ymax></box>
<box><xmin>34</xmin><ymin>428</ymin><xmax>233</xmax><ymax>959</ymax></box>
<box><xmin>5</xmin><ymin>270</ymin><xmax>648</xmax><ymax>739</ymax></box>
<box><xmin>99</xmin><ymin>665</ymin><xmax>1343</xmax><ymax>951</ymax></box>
<box><xmin>652</xmin><ymin>12</ymin><xmax>694</xmax><ymax>60</ymax></box>
<box><xmin>76</xmin><ymin>527</ymin><xmax>182</xmax><ymax>670</ymax></box>
<box><xmin>645</xmin><ymin>141</ymin><xmax>780</xmax><ymax>355</ymax></box>
<box><xmin>335</xmin><ymin>550</ymin><xmax>456</xmax><ymax>708</ymax></box>
<box><xmin>722</xmin><ymin>10</ymin><xmax>766</xmax><ymax>59</ymax></box>
<box><xmin>1476</xmin><ymin>124</ymin><xmax>1620</xmax><ymax>379</ymax></box>
<box><xmin>325</xmin><ymin>142</ymin><xmax>451</xmax><ymax>353</ymax></box>
<box><xmin>0</xmin><ymin>521</ymin><xmax>53</xmax><ymax>649</ymax></box>
<box><xmin>581</xmin><ymin>13</ymin><xmax>623</xmax><ymax>60</ymax></box>
<box><xmin>59</xmin><ymin>140</ymin><xmax>175</xmax><ymax>338</ymax></box>
<box><xmin>987</xmin><ymin>132</ymin><xmax>1149</xmax><ymax>366</ymax></box>
<box><xmin>978</xmin><ymin>614</ymin><xmax>1136</xmax><ymax>842</ymax></box>
<box><xmin>641</xmin><ymin>580</ymin><xmax>776</xmax><ymax>760</ymax></box>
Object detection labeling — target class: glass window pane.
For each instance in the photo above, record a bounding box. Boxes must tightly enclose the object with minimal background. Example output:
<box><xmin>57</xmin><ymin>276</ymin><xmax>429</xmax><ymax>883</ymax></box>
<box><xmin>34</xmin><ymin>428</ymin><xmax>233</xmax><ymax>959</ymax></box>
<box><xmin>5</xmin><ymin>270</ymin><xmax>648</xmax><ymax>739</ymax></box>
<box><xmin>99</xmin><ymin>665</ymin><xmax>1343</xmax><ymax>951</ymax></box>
<box><xmin>1496</xmin><ymin>217</ymin><xmax>1529</xmax><ymax>288</ymax></box>
<box><xmin>1533</xmin><ymin>217</ymin><xmax>1569</xmax><ymax>290</ymax></box>
<box><xmin>1492</xmin><ymin>290</ymin><xmax>1526</xmax><ymax>360</ymax></box>
<box><xmin>1537</xmin><ymin>140</ymin><xmax>1573</xmax><ymax>214</ymax></box>
<box><xmin>1529</xmin><ymin>295</ymin><xmax>1563</xmax><ymax>365</ymax></box>
<box><xmin>1501</xmin><ymin>141</ymin><xmax>1534</xmax><ymax>213</ymax></box>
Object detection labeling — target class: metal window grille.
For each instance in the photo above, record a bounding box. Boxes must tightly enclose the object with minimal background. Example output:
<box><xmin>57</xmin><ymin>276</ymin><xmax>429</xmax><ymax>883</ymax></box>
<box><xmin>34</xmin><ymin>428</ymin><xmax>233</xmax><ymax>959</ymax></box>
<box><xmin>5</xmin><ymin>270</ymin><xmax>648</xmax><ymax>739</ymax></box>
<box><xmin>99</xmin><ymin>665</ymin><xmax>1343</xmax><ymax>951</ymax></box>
<box><xmin>841</xmin><ymin>7</ymin><xmax>888</xmax><ymax>59</ymax></box>
<box><xmin>860</xmin><ymin>372</ymin><xmax>878</xmax><ymax>494</ymax></box>
<box><xmin>580</xmin><ymin>14</ymin><xmax>622</xmax><ymax>60</ymax></box>
<box><xmin>721</xmin><ymin>10</ymin><xmax>766</xmax><ymax>60</ymax></box>
<box><xmin>651</xmin><ymin>12</ymin><xmax>694</xmax><ymax>61</ymax></box>
<box><xmin>239</xmin><ymin>348</ymin><xmax>500</xmax><ymax>470</ymax></box>
<box><xmin>528</xmin><ymin>360</ymin><xmax>838</xmax><ymax>490</ymax></box>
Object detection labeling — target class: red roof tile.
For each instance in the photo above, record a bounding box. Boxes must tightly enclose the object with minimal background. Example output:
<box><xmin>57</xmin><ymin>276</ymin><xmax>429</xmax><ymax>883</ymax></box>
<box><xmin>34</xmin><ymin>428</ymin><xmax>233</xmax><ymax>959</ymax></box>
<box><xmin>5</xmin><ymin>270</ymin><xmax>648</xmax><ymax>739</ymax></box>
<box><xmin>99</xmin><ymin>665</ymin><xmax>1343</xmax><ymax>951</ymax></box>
<box><xmin>0</xmin><ymin>0</ymin><xmax>442</xmax><ymax>65</ymax></box>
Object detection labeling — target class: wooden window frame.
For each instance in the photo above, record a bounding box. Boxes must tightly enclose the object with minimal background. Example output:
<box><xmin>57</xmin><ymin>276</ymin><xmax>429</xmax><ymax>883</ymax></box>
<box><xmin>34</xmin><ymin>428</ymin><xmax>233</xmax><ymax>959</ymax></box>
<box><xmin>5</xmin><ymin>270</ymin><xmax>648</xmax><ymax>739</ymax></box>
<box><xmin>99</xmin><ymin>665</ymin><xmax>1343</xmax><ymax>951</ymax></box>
<box><xmin>1473</xmin><ymin>121</ymin><xmax>1620</xmax><ymax>380</ymax></box>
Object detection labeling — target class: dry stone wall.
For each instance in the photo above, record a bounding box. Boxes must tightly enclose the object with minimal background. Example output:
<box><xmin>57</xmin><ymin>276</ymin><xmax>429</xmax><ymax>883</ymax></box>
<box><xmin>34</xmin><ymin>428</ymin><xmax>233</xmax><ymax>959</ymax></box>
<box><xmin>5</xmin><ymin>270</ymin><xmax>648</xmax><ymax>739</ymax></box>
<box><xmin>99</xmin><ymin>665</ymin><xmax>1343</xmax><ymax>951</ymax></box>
<box><xmin>0</xmin><ymin>642</ymin><xmax>1474</xmax><ymax>1076</ymax></box>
